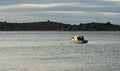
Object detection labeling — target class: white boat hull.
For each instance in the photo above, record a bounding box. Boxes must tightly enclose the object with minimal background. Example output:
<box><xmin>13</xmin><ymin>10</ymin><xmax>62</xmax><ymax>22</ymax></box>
<box><xmin>70</xmin><ymin>40</ymin><xmax>88</xmax><ymax>44</ymax></box>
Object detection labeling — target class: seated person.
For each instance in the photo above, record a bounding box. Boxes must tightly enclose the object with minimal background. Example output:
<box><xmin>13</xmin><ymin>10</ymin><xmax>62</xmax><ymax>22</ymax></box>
<box><xmin>78</xmin><ymin>36</ymin><xmax>84</xmax><ymax>41</ymax></box>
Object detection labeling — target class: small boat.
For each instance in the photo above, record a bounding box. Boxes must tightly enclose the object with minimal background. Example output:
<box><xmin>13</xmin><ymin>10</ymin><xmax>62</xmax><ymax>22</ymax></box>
<box><xmin>70</xmin><ymin>35</ymin><xmax>88</xmax><ymax>44</ymax></box>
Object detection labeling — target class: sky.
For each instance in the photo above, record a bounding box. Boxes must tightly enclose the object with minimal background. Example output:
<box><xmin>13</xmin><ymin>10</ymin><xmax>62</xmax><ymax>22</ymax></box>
<box><xmin>0</xmin><ymin>0</ymin><xmax>120</xmax><ymax>25</ymax></box>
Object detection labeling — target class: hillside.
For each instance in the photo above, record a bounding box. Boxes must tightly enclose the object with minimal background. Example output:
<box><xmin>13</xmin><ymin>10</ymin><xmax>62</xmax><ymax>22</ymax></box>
<box><xmin>0</xmin><ymin>21</ymin><xmax>120</xmax><ymax>31</ymax></box>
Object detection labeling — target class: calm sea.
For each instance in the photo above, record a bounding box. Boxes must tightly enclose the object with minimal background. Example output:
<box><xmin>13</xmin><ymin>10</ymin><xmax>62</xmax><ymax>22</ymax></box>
<box><xmin>0</xmin><ymin>31</ymin><xmax>120</xmax><ymax>71</ymax></box>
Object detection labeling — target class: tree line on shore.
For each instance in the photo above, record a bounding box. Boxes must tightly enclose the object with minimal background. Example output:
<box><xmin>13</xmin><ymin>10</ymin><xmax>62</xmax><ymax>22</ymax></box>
<box><xmin>0</xmin><ymin>20</ymin><xmax>120</xmax><ymax>31</ymax></box>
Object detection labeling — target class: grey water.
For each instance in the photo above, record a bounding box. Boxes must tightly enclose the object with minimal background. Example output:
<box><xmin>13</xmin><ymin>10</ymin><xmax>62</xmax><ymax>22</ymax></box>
<box><xmin>0</xmin><ymin>31</ymin><xmax>120</xmax><ymax>71</ymax></box>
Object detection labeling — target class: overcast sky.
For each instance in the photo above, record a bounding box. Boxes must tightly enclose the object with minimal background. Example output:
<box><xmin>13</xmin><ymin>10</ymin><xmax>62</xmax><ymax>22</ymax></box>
<box><xmin>0</xmin><ymin>0</ymin><xmax>120</xmax><ymax>24</ymax></box>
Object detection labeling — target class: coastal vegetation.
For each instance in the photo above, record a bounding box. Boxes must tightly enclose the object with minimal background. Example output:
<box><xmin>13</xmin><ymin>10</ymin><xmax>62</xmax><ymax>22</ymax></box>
<box><xmin>0</xmin><ymin>20</ymin><xmax>120</xmax><ymax>31</ymax></box>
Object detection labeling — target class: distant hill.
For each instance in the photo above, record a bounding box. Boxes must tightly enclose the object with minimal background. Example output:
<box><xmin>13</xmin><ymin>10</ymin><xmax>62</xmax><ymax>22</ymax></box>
<box><xmin>0</xmin><ymin>21</ymin><xmax>120</xmax><ymax>31</ymax></box>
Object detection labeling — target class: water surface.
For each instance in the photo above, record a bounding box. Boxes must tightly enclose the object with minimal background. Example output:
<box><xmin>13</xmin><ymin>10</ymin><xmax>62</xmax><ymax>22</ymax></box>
<box><xmin>0</xmin><ymin>31</ymin><xmax>120</xmax><ymax>71</ymax></box>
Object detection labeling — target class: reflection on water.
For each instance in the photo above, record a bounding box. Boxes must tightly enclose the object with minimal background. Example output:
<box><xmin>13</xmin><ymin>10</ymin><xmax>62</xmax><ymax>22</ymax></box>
<box><xmin>0</xmin><ymin>31</ymin><xmax>120</xmax><ymax>71</ymax></box>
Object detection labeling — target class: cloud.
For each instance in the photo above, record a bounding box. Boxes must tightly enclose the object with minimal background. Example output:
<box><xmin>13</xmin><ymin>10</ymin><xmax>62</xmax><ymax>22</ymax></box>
<box><xmin>101</xmin><ymin>0</ymin><xmax>120</xmax><ymax>2</ymax></box>
<box><xmin>2</xmin><ymin>10</ymin><xmax>120</xmax><ymax>17</ymax></box>
<box><xmin>44</xmin><ymin>11</ymin><xmax>120</xmax><ymax>18</ymax></box>
<box><xmin>0</xmin><ymin>2</ymin><xmax>105</xmax><ymax>10</ymax></box>
<box><xmin>0</xmin><ymin>3</ymin><xmax>59</xmax><ymax>9</ymax></box>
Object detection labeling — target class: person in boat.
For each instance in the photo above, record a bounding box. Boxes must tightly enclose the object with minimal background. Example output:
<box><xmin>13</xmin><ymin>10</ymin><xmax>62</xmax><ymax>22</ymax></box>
<box><xmin>78</xmin><ymin>35</ymin><xmax>84</xmax><ymax>41</ymax></box>
<box><xmin>77</xmin><ymin>36</ymin><xmax>84</xmax><ymax>41</ymax></box>
<box><xmin>72</xmin><ymin>35</ymin><xmax>84</xmax><ymax>41</ymax></box>
<box><xmin>72</xmin><ymin>35</ymin><xmax>77</xmax><ymax>41</ymax></box>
